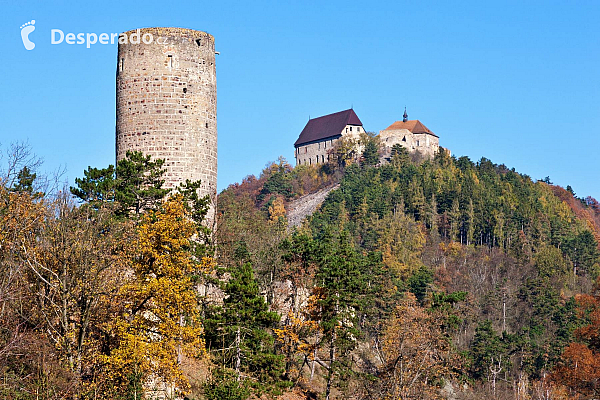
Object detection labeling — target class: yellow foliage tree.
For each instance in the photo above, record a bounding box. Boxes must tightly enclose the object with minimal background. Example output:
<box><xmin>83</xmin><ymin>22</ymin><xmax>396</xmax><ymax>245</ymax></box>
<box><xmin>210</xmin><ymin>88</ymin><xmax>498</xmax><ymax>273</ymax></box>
<box><xmin>269</xmin><ymin>195</ymin><xmax>286</xmax><ymax>223</ymax></box>
<box><xmin>102</xmin><ymin>195</ymin><xmax>207</xmax><ymax>398</ymax></box>
<box><xmin>375</xmin><ymin>212</ymin><xmax>425</xmax><ymax>279</ymax></box>
<box><xmin>274</xmin><ymin>308</ymin><xmax>320</xmax><ymax>381</ymax></box>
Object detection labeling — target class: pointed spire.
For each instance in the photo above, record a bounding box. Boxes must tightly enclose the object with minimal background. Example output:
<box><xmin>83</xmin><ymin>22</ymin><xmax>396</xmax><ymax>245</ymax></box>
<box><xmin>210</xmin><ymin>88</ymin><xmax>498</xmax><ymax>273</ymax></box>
<box><xmin>403</xmin><ymin>107</ymin><xmax>408</xmax><ymax>122</ymax></box>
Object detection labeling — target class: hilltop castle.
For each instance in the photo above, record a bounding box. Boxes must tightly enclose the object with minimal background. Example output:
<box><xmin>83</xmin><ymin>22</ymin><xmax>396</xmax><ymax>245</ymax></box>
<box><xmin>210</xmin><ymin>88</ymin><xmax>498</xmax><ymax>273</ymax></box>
<box><xmin>378</xmin><ymin>108</ymin><xmax>439</xmax><ymax>158</ymax></box>
<box><xmin>294</xmin><ymin>109</ymin><xmax>364</xmax><ymax>166</ymax></box>
<box><xmin>294</xmin><ymin>108</ymin><xmax>440</xmax><ymax>166</ymax></box>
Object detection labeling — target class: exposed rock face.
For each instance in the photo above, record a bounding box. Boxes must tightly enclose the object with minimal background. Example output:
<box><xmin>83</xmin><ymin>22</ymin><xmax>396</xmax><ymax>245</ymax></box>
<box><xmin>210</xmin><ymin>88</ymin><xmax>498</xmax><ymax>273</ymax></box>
<box><xmin>286</xmin><ymin>184</ymin><xmax>339</xmax><ymax>228</ymax></box>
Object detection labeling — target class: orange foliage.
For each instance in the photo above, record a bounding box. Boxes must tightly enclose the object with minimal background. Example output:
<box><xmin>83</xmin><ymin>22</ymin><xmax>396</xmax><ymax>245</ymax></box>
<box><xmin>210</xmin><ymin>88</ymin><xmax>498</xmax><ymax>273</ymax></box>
<box><xmin>551</xmin><ymin>279</ymin><xmax>600</xmax><ymax>397</ymax></box>
<box><xmin>551</xmin><ymin>185</ymin><xmax>600</xmax><ymax>249</ymax></box>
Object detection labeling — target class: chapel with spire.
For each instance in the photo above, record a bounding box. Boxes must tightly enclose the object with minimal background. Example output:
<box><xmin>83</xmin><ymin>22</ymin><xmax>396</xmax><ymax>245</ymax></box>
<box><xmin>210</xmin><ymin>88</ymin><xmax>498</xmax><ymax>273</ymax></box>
<box><xmin>378</xmin><ymin>108</ymin><xmax>440</xmax><ymax>158</ymax></box>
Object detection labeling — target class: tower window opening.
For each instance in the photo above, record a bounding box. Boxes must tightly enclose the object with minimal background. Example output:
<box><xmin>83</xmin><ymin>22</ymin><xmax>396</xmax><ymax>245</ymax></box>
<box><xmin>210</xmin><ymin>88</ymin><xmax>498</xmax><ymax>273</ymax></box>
<box><xmin>205</xmin><ymin>122</ymin><xmax>208</xmax><ymax>128</ymax></box>
<box><xmin>167</xmin><ymin>55</ymin><xmax>173</xmax><ymax>68</ymax></box>
<box><xmin>183</xmin><ymin>87</ymin><xmax>187</xmax><ymax>93</ymax></box>
<box><xmin>350</xmin><ymin>126</ymin><xmax>352</xmax><ymax>132</ymax></box>
<box><xmin>119</xmin><ymin>58</ymin><xmax>124</xmax><ymax>72</ymax></box>
<box><xmin>195</xmin><ymin>39</ymin><xmax>202</xmax><ymax>46</ymax></box>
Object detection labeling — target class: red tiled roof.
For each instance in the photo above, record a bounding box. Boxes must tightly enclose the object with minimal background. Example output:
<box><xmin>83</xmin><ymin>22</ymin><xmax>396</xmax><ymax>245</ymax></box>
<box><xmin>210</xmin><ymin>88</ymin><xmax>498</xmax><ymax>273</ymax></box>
<box><xmin>383</xmin><ymin>120</ymin><xmax>438</xmax><ymax>137</ymax></box>
<box><xmin>294</xmin><ymin>109</ymin><xmax>363</xmax><ymax>147</ymax></box>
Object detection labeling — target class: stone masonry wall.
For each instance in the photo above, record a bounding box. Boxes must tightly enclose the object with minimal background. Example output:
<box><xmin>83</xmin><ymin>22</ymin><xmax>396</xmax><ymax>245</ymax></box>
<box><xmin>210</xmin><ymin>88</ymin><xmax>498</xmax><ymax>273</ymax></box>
<box><xmin>294</xmin><ymin>125</ymin><xmax>364</xmax><ymax>166</ymax></box>
<box><xmin>379</xmin><ymin>129</ymin><xmax>439</xmax><ymax>158</ymax></box>
<box><xmin>116</xmin><ymin>27</ymin><xmax>217</xmax><ymax>225</ymax></box>
<box><xmin>295</xmin><ymin>137</ymin><xmax>337</xmax><ymax>166</ymax></box>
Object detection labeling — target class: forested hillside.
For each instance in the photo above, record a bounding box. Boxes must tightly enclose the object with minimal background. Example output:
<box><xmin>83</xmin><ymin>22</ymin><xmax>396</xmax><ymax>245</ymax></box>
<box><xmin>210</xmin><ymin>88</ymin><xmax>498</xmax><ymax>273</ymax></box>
<box><xmin>216</xmin><ymin>144</ymin><xmax>600</xmax><ymax>399</ymax></box>
<box><xmin>1</xmin><ymin>141</ymin><xmax>600</xmax><ymax>400</ymax></box>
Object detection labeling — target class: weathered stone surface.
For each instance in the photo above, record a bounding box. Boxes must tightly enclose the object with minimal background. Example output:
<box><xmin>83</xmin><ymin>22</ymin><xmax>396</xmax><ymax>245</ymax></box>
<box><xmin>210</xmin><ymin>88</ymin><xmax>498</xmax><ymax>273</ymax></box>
<box><xmin>379</xmin><ymin>128</ymin><xmax>439</xmax><ymax>158</ymax></box>
<box><xmin>286</xmin><ymin>184</ymin><xmax>340</xmax><ymax>228</ymax></box>
<box><xmin>295</xmin><ymin>125</ymin><xmax>363</xmax><ymax>167</ymax></box>
<box><xmin>116</xmin><ymin>27</ymin><xmax>217</xmax><ymax>225</ymax></box>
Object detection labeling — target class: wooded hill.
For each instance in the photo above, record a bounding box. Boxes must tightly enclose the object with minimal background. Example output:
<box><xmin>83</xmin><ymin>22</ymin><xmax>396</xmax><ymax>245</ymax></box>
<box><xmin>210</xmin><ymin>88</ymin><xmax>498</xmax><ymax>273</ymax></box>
<box><xmin>1</xmin><ymin>141</ymin><xmax>599</xmax><ymax>400</ymax></box>
<box><xmin>216</xmin><ymin>144</ymin><xmax>600</xmax><ymax>399</ymax></box>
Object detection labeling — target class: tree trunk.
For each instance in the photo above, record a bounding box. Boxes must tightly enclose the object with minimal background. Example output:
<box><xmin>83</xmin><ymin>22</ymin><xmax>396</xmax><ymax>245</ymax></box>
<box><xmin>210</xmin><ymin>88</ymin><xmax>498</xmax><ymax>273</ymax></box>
<box><xmin>310</xmin><ymin>346</ymin><xmax>317</xmax><ymax>381</ymax></box>
<box><xmin>235</xmin><ymin>326</ymin><xmax>241</xmax><ymax>381</ymax></box>
<box><xmin>325</xmin><ymin>329</ymin><xmax>336</xmax><ymax>400</ymax></box>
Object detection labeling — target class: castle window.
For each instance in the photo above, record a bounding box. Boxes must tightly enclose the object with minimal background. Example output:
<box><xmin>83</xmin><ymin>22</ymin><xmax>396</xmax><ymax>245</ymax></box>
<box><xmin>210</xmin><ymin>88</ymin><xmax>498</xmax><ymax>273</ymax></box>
<box><xmin>167</xmin><ymin>55</ymin><xmax>172</xmax><ymax>68</ymax></box>
<box><xmin>183</xmin><ymin>87</ymin><xmax>187</xmax><ymax>93</ymax></box>
<box><xmin>305</xmin><ymin>147</ymin><xmax>307</xmax><ymax>153</ymax></box>
<box><xmin>195</xmin><ymin>39</ymin><xmax>202</xmax><ymax>46</ymax></box>
<box><xmin>309</xmin><ymin>158</ymin><xmax>311</xmax><ymax>165</ymax></box>
<box><xmin>402</xmin><ymin>136</ymin><xmax>406</xmax><ymax>142</ymax></box>
<box><xmin>318</xmin><ymin>142</ymin><xmax>320</xmax><ymax>150</ymax></box>
<box><xmin>357</xmin><ymin>127</ymin><xmax>361</xmax><ymax>132</ymax></box>
<box><xmin>324</xmin><ymin>141</ymin><xmax>327</xmax><ymax>149</ymax></box>
<box><xmin>416</xmin><ymin>140</ymin><xmax>420</xmax><ymax>146</ymax></box>
<box><xmin>119</xmin><ymin>58</ymin><xmax>124</xmax><ymax>72</ymax></box>
<box><xmin>346</xmin><ymin>128</ymin><xmax>348</xmax><ymax>133</ymax></box>
<box><xmin>350</xmin><ymin>127</ymin><xmax>352</xmax><ymax>132</ymax></box>
<box><xmin>205</xmin><ymin>122</ymin><xmax>208</xmax><ymax>128</ymax></box>
<box><xmin>322</xmin><ymin>155</ymin><xmax>325</xmax><ymax>163</ymax></box>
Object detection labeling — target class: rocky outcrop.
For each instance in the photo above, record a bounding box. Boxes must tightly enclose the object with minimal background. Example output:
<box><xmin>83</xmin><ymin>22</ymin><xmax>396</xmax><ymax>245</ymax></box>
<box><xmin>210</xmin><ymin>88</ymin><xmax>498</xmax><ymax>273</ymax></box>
<box><xmin>286</xmin><ymin>184</ymin><xmax>339</xmax><ymax>228</ymax></box>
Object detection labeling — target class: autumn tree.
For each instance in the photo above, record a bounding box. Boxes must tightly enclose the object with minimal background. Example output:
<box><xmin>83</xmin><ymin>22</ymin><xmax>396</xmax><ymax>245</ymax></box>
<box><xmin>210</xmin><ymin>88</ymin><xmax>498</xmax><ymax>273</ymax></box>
<box><xmin>102</xmin><ymin>195</ymin><xmax>207</xmax><ymax>398</ymax></box>
<box><xmin>21</xmin><ymin>193</ymin><xmax>133</xmax><ymax>395</ymax></box>
<box><xmin>374</xmin><ymin>211</ymin><xmax>425</xmax><ymax>279</ymax></box>
<box><xmin>551</xmin><ymin>279</ymin><xmax>600</xmax><ymax>398</ymax></box>
<box><xmin>366</xmin><ymin>293</ymin><xmax>452</xmax><ymax>400</ymax></box>
<box><xmin>328</xmin><ymin>137</ymin><xmax>358</xmax><ymax>170</ymax></box>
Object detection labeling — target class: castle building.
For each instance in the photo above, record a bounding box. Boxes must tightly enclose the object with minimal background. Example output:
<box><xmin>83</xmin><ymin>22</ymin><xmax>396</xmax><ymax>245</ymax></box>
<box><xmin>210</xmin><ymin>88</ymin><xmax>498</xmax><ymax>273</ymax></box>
<box><xmin>378</xmin><ymin>109</ymin><xmax>439</xmax><ymax>158</ymax></box>
<box><xmin>115</xmin><ymin>27</ymin><xmax>217</xmax><ymax>225</ymax></box>
<box><xmin>294</xmin><ymin>109</ymin><xmax>364</xmax><ymax>166</ymax></box>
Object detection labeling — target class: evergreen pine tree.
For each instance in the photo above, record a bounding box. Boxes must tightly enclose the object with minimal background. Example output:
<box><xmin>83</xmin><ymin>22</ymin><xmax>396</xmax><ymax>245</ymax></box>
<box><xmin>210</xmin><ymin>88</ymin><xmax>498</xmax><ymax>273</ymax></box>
<box><xmin>361</xmin><ymin>139</ymin><xmax>379</xmax><ymax>166</ymax></box>
<box><xmin>205</xmin><ymin>262</ymin><xmax>287</xmax><ymax>393</ymax></box>
<box><xmin>11</xmin><ymin>166</ymin><xmax>37</xmax><ymax>193</ymax></box>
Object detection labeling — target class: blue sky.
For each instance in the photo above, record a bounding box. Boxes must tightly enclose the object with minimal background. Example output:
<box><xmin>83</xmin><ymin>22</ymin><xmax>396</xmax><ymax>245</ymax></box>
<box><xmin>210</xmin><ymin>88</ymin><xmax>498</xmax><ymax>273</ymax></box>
<box><xmin>3</xmin><ymin>0</ymin><xmax>599</xmax><ymax>199</ymax></box>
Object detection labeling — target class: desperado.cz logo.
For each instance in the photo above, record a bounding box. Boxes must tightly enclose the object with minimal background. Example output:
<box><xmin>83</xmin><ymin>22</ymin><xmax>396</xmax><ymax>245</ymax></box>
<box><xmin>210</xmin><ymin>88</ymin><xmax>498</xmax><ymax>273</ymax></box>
<box><xmin>51</xmin><ymin>29</ymin><xmax>155</xmax><ymax>48</ymax></box>
<box><xmin>20</xmin><ymin>22</ymin><xmax>164</xmax><ymax>50</ymax></box>
<box><xmin>20</xmin><ymin>20</ymin><xmax>36</xmax><ymax>50</ymax></box>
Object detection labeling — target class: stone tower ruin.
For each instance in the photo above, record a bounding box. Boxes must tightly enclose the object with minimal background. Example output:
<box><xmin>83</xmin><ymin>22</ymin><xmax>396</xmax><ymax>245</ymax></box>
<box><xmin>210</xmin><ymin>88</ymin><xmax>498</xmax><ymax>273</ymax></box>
<box><xmin>116</xmin><ymin>27</ymin><xmax>217</xmax><ymax>224</ymax></box>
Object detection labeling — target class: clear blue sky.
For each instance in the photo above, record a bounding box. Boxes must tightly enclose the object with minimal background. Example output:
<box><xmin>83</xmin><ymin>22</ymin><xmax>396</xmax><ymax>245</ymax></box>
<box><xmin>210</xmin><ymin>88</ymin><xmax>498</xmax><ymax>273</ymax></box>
<box><xmin>3</xmin><ymin>0</ymin><xmax>599</xmax><ymax>199</ymax></box>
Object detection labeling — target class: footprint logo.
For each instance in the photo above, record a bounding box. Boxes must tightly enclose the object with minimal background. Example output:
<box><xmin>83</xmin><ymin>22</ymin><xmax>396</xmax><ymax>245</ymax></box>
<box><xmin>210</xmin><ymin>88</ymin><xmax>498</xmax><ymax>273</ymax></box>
<box><xmin>20</xmin><ymin>20</ymin><xmax>35</xmax><ymax>50</ymax></box>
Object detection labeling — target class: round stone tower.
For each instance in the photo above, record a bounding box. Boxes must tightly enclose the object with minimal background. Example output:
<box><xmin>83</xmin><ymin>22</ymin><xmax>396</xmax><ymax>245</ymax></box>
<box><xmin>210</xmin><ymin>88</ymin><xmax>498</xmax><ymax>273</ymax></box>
<box><xmin>116</xmin><ymin>27</ymin><xmax>217</xmax><ymax>225</ymax></box>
